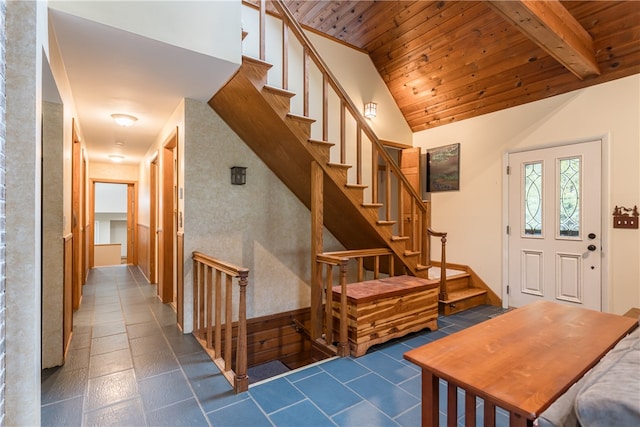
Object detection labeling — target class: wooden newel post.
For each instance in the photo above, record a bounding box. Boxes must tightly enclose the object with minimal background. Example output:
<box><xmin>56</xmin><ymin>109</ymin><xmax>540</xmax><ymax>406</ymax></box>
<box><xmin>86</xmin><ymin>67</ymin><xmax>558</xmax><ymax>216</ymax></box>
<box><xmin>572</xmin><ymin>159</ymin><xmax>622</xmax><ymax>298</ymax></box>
<box><xmin>235</xmin><ymin>269</ymin><xmax>249</xmax><ymax>392</ymax></box>
<box><xmin>337</xmin><ymin>258</ymin><xmax>350</xmax><ymax>357</ymax></box>
<box><xmin>439</xmin><ymin>234</ymin><xmax>447</xmax><ymax>301</ymax></box>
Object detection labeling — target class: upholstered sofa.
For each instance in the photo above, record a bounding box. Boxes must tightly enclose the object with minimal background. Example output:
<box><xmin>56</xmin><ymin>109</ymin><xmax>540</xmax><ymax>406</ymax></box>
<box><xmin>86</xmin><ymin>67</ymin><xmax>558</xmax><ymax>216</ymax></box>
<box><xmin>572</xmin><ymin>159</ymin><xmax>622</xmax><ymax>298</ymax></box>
<box><xmin>537</xmin><ymin>324</ymin><xmax>639</xmax><ymax>427</ymax></box>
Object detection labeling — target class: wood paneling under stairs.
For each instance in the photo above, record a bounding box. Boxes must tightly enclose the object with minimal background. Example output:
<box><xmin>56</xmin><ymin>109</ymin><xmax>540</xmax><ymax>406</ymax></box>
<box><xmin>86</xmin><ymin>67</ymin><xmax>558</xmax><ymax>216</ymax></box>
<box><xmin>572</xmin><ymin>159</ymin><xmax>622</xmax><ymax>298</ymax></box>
<box><xmin>219</xmin><ymin>308</ymin><xmax>314</xmax><ymax>370</ymax></box>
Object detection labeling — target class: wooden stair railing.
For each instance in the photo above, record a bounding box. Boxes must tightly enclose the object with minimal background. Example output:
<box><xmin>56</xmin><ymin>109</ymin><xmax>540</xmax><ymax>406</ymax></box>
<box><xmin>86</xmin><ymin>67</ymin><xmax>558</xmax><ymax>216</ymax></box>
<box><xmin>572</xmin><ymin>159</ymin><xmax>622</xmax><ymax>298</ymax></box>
<box><xmin>428</xmin><ymin>228</ymin><xmax>448</xmax><ymax>301</ymax></box>
<box><xmin>192</xmin><ymin>251</ymin><xmax>249</xmax><ymax>393</ymax></box>
<box><xmin>315</xmin><ymin>248</ymin><xmax>396</xmax><ymax>357</ymax></box>
<box><xmin>242</xmin><ymin>0</ymin><xmax>443</xmax><ymax>277</ymax></box>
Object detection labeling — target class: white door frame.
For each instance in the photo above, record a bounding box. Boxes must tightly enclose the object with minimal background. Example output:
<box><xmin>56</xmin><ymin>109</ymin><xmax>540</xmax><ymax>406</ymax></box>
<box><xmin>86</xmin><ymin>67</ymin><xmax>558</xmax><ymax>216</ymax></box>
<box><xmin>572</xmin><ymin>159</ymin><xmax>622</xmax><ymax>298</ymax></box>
<box><xmin>502</xmin><ymin>135</ymin><xmax>611</xmax><ymax>311</ymax></box>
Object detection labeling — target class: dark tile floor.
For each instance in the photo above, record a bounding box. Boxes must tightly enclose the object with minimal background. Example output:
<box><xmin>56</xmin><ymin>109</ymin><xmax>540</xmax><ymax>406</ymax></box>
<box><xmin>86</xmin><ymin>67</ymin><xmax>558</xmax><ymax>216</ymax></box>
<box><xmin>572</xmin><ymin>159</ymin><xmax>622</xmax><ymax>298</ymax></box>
<box><xmin>41</xmin><ymin>265</ymin><xmax>510</xmax><ymax>426</ymax></box>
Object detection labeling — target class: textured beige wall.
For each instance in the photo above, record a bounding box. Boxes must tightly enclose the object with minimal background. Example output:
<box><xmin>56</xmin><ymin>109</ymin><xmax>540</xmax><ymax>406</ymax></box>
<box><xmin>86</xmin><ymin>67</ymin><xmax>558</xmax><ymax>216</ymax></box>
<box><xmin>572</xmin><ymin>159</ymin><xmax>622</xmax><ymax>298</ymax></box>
<box><xmin>89</xmin><ymin>161</ymin><xmax>140</xmax><ymax>181</ymax></box>
<box><xmin>180</xmin><ymin>99</ymin><xmax>342</xmax><ymax>332</ymax></box>
<box><xmin>41</xmin><ymin>101</ymin><xmax>65</xmax><ymax>369</ymax></box>
<box><xmin>5</xmin><ymin>1</ymin><xmax>47</xmax><ymax>423</ymax></box>
<box><xmin>413</xmin><ymin>74</ymin><xmax>640</xmax><ymax>315</ymax></box>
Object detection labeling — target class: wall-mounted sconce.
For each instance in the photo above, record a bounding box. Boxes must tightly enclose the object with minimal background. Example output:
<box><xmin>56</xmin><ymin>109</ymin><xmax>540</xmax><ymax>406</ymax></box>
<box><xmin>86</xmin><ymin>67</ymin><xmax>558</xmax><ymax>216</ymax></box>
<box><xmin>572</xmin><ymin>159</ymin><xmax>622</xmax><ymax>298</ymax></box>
<box><xmin>230</xmin><ymin>166</ymin><xmax>247</xmax><ymax>185</ymax></box>
<box><xmin>364</xmin><ymin>102</ymin><xmax>377</xmax><ymax>118</ymax></box>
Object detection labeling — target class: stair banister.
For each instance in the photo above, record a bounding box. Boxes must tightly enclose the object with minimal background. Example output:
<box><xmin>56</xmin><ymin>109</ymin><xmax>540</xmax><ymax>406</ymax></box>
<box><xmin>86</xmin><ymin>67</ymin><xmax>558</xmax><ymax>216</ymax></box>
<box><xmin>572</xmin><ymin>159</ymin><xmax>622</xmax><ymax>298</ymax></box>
<box><xmin>269</xmin><ymin>0</ymin><xmax>426</xmax><ymax>209</ymax></box>
<box><xmin>427</xmin><ymin>229</ymin><xmax>448</xmax><ymax>301</ymax></box>
<box><xmin>245</xmin><ymin>0</ymin><xmax>449</xmax><ymax>280</ymax></box>
<box><xmin>192</xmin><ymin>251</ymin><xmax>249</xmax><ymax>393</ymax></box>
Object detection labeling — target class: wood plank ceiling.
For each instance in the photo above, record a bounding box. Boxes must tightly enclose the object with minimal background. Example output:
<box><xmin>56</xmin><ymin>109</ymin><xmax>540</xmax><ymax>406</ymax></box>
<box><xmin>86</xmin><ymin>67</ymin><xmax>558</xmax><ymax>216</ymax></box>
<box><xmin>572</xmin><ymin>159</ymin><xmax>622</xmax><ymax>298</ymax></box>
<box><xmin>282</xmin><ymin>1</ymin><xmax>640</xmax><ymax>132</ymax></box>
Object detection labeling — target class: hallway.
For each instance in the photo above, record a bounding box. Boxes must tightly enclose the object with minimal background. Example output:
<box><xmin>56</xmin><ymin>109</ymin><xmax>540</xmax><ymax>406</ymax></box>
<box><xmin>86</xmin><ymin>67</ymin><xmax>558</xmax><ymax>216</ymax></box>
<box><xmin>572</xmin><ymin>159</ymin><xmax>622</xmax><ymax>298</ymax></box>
<box><xmin>41</xmin><ymin>265</ymin><xmax>509</xmax><ymax>426</ymax></box>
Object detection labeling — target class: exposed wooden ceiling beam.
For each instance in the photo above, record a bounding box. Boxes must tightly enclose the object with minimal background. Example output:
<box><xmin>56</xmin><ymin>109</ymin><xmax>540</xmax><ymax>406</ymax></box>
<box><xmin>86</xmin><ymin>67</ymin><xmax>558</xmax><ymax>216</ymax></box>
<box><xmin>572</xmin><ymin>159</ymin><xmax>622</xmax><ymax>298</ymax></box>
<box><xmin>488</xmin><ymin>0</ymin><xmax>600</xmax><ymax>80</ymax></box>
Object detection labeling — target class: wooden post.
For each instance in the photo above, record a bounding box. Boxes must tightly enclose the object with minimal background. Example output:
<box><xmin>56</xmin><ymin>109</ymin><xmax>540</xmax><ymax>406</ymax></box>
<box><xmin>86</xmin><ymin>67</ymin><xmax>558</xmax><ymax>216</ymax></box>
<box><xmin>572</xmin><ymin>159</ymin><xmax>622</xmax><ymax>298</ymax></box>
<box><xmin>439</xmin><ymin>234</ymin><xmax>447</xmax><ymax>301</ymax></box>
<box><xmin>235</xmin><ymin>270</ymin><xmax>249</xmax><ymax>392</ymax></box>
<box><xmin>310</xmin><ymin>162</ymin><xmax>324</xmax><ymax>340</ymax></box>
<box><xmin>259</xmin><ymin>0</ymin><xmax>265</xmax><ymax>60</ymax></box>
<box><xmin>337</xmin><ymin>258</ymin><xmax>350</xmax><ymax>357</ymax></box>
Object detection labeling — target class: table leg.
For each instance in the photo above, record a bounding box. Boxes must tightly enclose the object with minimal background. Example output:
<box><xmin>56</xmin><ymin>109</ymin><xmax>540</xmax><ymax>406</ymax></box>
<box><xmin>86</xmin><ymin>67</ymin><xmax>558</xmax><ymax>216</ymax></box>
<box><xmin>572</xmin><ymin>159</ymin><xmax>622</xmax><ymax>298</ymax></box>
<box><xmin>422</xmin><ymin>369</ymin><xmax>439</xmax><ymax>427</ymax></box>
<box><xmin>447</xmin><ymin>382</ymin><xmax>457</xmax><ymax>427</ymax></box>
<box><xmin>465</xmin><ymin>391</ymin><xmax>476</xmax><ymax>427</ymax></box>
<box><xmin>484</xmin><ymin>400</ymin><xmax>495</xmax><ymax>427</ymax></box>
<box><xmin>509</xmin><ymin>411</ymin><xmax>531</xmax><ymax>427</ymax></box>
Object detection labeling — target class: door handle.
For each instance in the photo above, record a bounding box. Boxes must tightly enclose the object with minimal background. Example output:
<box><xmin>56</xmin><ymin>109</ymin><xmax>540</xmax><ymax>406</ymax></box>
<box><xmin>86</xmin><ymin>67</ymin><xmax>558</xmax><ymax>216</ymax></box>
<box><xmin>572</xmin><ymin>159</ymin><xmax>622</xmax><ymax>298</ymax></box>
<box><xmin>587</xmin><ymin>244</ymin><xmax>597</xmax><ymax>251</ymax></box>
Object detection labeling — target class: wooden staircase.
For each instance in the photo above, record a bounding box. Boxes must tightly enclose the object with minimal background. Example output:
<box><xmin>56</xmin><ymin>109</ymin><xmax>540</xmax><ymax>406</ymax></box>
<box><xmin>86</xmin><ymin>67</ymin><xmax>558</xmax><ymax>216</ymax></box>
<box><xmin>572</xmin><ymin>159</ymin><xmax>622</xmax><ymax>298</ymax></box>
<box><xmin>210</xmin><ymin>56</ymin><xmax>429</xmax><ymax>279</ymax></box>
<box><xmin>432</xmin><ymin>263</ymin><xmax>501</xmax><ymax>316</ymax></box>
<box><xmin>210</xmin><ymin>0</ymin><xmax>498</xmax><ymax>334</ymax></box>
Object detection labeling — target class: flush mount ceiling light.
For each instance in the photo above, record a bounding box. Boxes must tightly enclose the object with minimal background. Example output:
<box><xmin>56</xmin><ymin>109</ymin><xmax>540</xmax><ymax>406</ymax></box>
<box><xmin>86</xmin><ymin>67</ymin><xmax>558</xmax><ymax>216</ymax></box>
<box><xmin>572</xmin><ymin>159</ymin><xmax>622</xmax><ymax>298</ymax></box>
<box><xmin>115</xmin><ymin>140</ymin><xmax>125</xmax><ymax>146</ymax></box>
<box><xmin>109</xmin><ymin>154</ymin><xmax>124</xmax><ymax>163</ymax></box>
<box><xmin>364</xmin><ymin>102</ymin><xmax>377</xmax><ymax>119</ymax></box>
<box><xmin>111</xmin><ymin>113</ymin><xmax>138</xmax><ymax>127</ymax></box>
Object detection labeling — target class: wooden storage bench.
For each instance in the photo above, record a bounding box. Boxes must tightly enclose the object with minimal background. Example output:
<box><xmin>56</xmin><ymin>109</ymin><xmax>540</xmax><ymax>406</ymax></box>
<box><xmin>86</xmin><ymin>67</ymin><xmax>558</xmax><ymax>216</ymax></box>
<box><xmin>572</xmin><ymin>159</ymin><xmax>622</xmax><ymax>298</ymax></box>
<box><xmin>332</xmin><ymin>275</ymin><xmax>439</xmax><ymax>357</ymax></box>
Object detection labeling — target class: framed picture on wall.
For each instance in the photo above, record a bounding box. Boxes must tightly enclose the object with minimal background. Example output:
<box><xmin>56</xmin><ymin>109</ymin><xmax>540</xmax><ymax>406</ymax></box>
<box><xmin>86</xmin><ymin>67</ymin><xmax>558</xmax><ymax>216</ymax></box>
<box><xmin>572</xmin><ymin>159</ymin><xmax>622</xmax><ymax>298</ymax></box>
<box><xmin>426</xmin><ymin>143</ymin><xmax>460</xmax><ymax>192</ymax></box>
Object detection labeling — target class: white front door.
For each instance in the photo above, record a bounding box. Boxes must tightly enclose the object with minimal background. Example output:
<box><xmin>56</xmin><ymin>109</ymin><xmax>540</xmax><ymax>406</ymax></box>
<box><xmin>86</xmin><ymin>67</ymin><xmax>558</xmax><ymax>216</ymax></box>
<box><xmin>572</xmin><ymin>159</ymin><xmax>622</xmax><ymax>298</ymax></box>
<box><xmin>507</xmin><ymin>140</ymin><xmax>602</xmax><ymax>310</ymax></box>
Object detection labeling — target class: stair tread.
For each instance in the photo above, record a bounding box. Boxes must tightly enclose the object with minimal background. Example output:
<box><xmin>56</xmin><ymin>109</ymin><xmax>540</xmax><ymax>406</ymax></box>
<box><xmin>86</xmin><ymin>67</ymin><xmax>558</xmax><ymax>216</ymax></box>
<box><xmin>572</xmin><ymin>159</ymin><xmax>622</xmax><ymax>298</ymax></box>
<box><xmin>378</xmin><ymin>220</ymin><xmax>397</xmax><ymax>226</ymax></box>
<box><xmin>346</xmin><ymin>183</ymin><xmax>368</xmax><ymax>189</ymax></box>
<box><xmin>362</xmin><ymin>203</ymin><xmax>383</xmax><ymax>209</ymax></box>
<box><xmin>440</xmin><ymin>288</ymin><xmax>487</xmax><ymax>303</ymax></box>
<box><xmin>242</xmin><ymin>55</ymin><xmax>273</xmax><ymax>70</ymax></box>
<box><xmin>327</xmin><ymin>162</ymin><xmax>351</xmax><ymax>170</ymax></box>
<box><xmin>403</xmin><ymin>250</ymin><xmax>420</xmax><ymax>257</ymax></box>
<box><xmin>286</xmin><ymin>113</ymin><xmax>315</xmax><ymax>124</ymax></box>
<box><xmin>308</xmin><ymin>139</ymin><xmax>335</xmax><ymax>148</ymax></box>
<box><xmin>391</xmin><ymin>235</ymin><xmax>409</xmax><ymax>241</ymax></box>
<box><xmin>264</xmin><ymin>85</ymin><xmax>296</xmax><ymax>98</ymax></box>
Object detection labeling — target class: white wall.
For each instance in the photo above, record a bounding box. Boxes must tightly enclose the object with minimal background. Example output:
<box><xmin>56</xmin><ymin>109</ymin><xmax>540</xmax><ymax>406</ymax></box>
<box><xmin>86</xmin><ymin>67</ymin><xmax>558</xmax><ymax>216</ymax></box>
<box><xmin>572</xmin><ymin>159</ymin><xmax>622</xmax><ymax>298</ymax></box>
<box><xmin>307</xmin><ymin>31</ymin><xmax>413</xmax><ymax>147</ymax></box>
<box><xmin>413</xmin><ymin>74</ymin><xmax>640</xmax><ymax>315</ymax></box>
<box><xmin>95</xmin><ymin>182</ymin><xmax>127</xmax><ymax>212</ymax></box>
<box><xmin>48</xmin><ymin>0</ymin><xmax>241</xmax><ymax>65</ymax></box>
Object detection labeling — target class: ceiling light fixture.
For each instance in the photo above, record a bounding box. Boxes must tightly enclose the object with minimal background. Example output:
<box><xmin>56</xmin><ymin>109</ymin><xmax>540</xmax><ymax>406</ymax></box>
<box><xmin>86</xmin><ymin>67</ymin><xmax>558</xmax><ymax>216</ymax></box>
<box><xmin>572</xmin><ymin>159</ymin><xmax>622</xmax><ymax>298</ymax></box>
<box><xmin>111</xmin><ymin>113</ymin><xmax>138</xmax><ymax>127</ymax></box>
<box><xmin>109</xmin><ymin>154</ymin><xmax>124</xmax><ymax>163</ymax></box>
<box><xmin>364</xmin><ymin>102</ymin><xmax>377</xmax><ymax>119</ymax></box>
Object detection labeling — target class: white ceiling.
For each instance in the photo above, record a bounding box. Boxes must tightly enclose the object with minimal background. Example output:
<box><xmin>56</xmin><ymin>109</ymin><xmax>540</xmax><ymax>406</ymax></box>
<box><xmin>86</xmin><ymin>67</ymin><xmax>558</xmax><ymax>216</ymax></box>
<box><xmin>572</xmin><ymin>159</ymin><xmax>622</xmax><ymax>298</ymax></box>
<box><xmin>48</xmin><ymin>9</ymin><xmax>238</xmax><ymax>165</ymax></box>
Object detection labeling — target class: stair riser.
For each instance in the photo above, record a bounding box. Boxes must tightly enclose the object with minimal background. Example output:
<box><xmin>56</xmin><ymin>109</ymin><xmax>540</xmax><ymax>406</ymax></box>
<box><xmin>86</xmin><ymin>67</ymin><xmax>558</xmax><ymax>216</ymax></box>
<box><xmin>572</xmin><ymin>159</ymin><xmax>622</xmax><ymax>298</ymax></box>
<box><xmin>440</xmin><ymin>293</ymin><xmax>487</xmax><ymax>316</ymax></box>
<box><xmin>445</xmin><ymin>276</ymin><xmax>471</xmax><ymax>293</ymax></box>
<box><xmin>262</xmin><ymin>91</ymin><xmax>293</xmax><ymax>117</ymax></box>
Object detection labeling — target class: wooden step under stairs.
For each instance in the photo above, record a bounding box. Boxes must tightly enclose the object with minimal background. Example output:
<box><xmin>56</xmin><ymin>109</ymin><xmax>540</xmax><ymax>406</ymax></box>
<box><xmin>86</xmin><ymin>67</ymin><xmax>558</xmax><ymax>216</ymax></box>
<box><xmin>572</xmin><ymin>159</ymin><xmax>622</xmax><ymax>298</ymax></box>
<box><xmin>430</xmin><ymin>263</ymin><xmax>501</xmax><ymax>316</ymax></box>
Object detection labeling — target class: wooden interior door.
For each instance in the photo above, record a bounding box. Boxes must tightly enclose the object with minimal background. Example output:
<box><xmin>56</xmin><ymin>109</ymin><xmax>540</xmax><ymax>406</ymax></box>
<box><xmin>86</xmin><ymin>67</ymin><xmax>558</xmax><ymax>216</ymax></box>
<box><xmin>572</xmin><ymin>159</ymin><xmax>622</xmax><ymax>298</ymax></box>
<box><xmin>149</xmin><ymin>158</ymin><xmax>158</xmax><ymax>283</ymax></box>
<box><xmin>71</xmin><ymin>121</ymin><xmax>83</xmax><ymax>309</ymax></box>
<box><xmin>159</xmin><ymin>133</ymin><xmax>177</xmax><ymax>304</ymax></box>
<box><xmin>127</xmin><ymin>183</ymin><xmax>136</xmax><ymax>265</ymax></box>
<box><xmin>400</xmin><ymin>147</ymin><xmax>421</xmax><ymax>247</ymax></box>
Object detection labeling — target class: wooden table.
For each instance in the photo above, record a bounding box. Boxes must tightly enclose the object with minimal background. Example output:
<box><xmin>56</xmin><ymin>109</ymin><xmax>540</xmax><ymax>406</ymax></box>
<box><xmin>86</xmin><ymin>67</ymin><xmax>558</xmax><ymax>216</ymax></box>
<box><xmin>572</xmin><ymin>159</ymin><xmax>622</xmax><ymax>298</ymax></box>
<box><xmin>403</xmin><ymin>301</ymin><xmax>638</xmax><ymax>427</ymax></box>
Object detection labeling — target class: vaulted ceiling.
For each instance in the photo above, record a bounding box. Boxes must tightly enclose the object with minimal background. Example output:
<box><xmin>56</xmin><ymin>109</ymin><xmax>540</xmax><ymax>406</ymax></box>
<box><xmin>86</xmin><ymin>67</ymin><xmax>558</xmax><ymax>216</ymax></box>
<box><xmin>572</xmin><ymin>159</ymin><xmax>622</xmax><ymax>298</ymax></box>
<box><xmin>283</xmin><ymin>1</ymin><xmax>640</xmax><ymax>132</ymax></box>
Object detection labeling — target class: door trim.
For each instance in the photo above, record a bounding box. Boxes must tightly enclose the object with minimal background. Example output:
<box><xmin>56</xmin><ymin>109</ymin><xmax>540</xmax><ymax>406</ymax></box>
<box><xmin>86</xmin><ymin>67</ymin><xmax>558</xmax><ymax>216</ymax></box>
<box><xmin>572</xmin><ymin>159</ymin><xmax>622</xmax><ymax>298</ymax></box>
<box><xmin>89</xmin><ymin>179</ymin><xmax>137</xmax><ymax>268</ymax></box>
<box><xmin>502</xmin><ymin>135</ymin><xmax>610</xmax><ymax>311</ymax></box>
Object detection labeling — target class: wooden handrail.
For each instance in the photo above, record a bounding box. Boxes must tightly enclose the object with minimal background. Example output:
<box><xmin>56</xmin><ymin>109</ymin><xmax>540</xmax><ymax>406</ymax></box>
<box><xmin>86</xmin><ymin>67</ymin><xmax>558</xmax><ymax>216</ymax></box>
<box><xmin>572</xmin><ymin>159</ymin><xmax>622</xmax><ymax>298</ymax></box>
<box><xmin>244</xmin><ymin>0</ymin><xmax>437</xmax><ymax>271</ymax></box>
<box><xmin>192</xmin><ymin>251</ymin><xmax>249</xmax><ymax>393</ymax></box>
<box><xmin>243</xmin><ymin>0</ymin><xmax>451</xmax><ymax>351</ymax></box>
